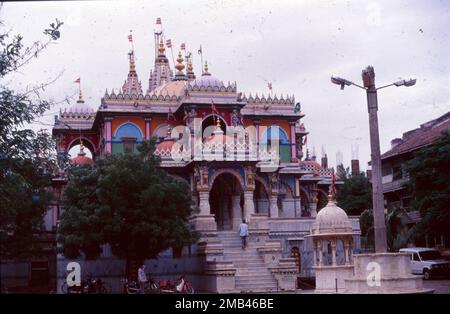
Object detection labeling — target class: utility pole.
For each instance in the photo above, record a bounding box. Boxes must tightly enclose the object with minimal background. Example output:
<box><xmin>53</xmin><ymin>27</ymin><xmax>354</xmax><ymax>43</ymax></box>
<box><xmin>361</xmin><ymin>66</ymin><xmax>387</xmax><ymax>253</ymax></box>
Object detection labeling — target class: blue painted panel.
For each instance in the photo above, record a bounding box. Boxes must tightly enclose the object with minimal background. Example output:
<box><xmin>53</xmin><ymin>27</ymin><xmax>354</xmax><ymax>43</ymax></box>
<box><xmin>113</xmin><ymin>123</ymin><xmax>143</xmax><ymax>142</ymax></box>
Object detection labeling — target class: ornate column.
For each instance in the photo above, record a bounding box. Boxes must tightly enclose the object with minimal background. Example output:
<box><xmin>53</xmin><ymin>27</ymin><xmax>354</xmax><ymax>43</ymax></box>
<box><xmin>231</xmin><ymin>194</ymin><xmax>242</xmax><ymax>229</ymax></box>
<box><xmin>243</xmin><ymin>191</ymin><xmax>255</xmax><ymax>222</ymax></box>
<box><xmin>318</xmin><ymin>240</ymin><xmax>323</xmax><ymax>266</ymax></box>
<box><xmin>344</xmin><ymin>238</ymin><xmax>351</xmax><ymax>265</ymax></box>
<box><xmin>312</xmin><ymin>241</ymin><xmax>318</xmax><ymax>266</ymax></box>
<box><xmin>144</xmin><ymin>116</ymin><xmax>152</xmax><ymax>140</ymax></box>
<box><xmin>198</xmin><ymin>191</ymin><xmax>210</xmax><ymax>215</ymax></box>
<box><xmin>310</xmin><ymin>183</ymin><xmax>318</xmax><ymax>217</ymax></box>
<box><xmin>104</xmin><ymin>117</ymin><xmax>113</xmax><ymax>153</ymax></box>
<box><xmin>289</xmin><ymin>121</ymin><xmax>297</xmax><ymax>162</ymax></box>
<box><xmin>269</xmin><ymin>172</ymin><xmax>279</xmax><ymax>218</ymax></box>
<box><xmin>331</xmin><ymin>239</ymin><xmax>337</xmax><ymax>266</ymax></box>
<box><xmin>255</xmin><ymin>120</ymin><xmax>260</xmax><ymax>159</ymax></box>
<box><xmin>269</xmin><ymin>195</ymin><xmax>279</xmax><ymax>218</ymax></box>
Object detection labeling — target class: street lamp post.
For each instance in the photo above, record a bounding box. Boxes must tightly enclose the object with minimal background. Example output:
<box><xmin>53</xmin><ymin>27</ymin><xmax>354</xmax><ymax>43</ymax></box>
<box><xmin>331</xmin><ymin>66</ymin><xmax>416</xmax><ymax>253</ymax></box>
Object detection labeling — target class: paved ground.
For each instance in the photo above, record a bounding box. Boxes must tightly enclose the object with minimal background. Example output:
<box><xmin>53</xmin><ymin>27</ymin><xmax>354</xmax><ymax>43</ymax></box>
<box><xmin>423</xmin><ymin>279</ymin><xmax>450</xmax><ymax>294</ymax></box>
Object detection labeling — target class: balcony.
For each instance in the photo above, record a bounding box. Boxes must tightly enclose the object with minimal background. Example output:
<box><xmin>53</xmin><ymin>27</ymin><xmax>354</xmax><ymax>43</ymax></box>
<box><xmin>382</xmin><ymin>177</ymin><xmax>409</xmax><ymax>193</ymax></box>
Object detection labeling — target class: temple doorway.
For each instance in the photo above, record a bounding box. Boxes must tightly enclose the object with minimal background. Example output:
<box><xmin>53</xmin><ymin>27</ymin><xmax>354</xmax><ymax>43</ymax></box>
<box><xmin>209</xmin><ymin>172</ymin><xmax>243</xmax><ymax>230</ymax></box>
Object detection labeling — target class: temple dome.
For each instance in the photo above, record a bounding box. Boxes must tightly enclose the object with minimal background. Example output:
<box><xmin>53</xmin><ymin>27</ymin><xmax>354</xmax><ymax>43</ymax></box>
<box><xmin>312</xmin><ymin>196</ymin><xmax>352</xmax><ymax>235</ymax></box>
<box><xmin>303</xmin><ymin>160</ymin><xmax>322</xmax><ymax>171</ymax></box>
<box><xmin>152</xmin><ymin>80</ymin><xmax>187</xmax><ymax>97</ymax></box>
<box><xmin>192</xmin><ymin>75</ymin><xmax>223</xmax><ymax>88</ymax></box>
<box><xmin>71</xmin><ymin>145</ymin><xmax>93</xmax><ymax>165</ymax></box>
<box><xmin>156</xmin><ymin>138</ymin><xmax>176</xmax><ymax>151</ymax></box>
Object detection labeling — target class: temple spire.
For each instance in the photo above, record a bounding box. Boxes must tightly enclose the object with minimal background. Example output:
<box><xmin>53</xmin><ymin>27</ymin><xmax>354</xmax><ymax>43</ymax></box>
<box><xmin>202</xmin><ymin>60</ymin><xmax>211</xmax><ymax>76</ymax></box>
<box><xmin>186</xmin><ymin>55</ymin><xmax>196</xmax><ymax>80</ymax></box>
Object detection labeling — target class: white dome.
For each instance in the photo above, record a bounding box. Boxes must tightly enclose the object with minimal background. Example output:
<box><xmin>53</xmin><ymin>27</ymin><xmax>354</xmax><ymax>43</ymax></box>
<box><xmin>312</xmin><ymin>198</ymin><xmax>352</xmax><ymax>235</ymax></box>
<box><xmin>192</xmin><ymin>74</ymin><xmax>223</xmax><ymax>88</ymax></box>
<box><xmin>69</xmin><ymin>101</ymin><xmax>93</xmax><ymax>113</ymax></box>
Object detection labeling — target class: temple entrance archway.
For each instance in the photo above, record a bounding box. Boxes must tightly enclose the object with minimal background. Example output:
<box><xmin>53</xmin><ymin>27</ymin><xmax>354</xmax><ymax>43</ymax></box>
<box><xmin>209</xmin><ymin>172</ymin><xmax>243</xmax><ymax>230</ymax></box>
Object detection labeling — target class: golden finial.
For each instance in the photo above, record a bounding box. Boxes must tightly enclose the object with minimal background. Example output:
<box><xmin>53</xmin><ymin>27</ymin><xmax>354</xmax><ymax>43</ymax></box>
<box><xmin>78</xmin><ymin>140</ymin><xmax>86</xmax><ymax>156</ymax></box>
<box><xmin>203</xmin><ymin>60</ymin><xmax>209</xmax><ymax>75</ymax></box>
<box><xmin>216</xmin><ymin>117</ymin><xmax>221</xmax><ymax>129</ymax></box>
<box><xmin>175</xmin><ymin>51</ymin><xmax>185</xmax><ymax>74</ymax></box>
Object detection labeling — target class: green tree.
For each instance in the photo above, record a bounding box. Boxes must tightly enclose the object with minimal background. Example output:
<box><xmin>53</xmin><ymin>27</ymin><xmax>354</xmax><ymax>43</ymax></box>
<box><xmin>336</xmin><ymin>165</ymin><xmax>372</xmax><ymax>216</ymax></box>
<box><xmin>57</xmin><ymin>140</ymin><xmax>199</xmax><ymax>277</ymax></box>
<box><xmin>404</xmin><ymin>131</ymin><xmax>450</xmax><ymax>243</ymax></box>
<box><xmin>0</xmin><ymin>16</ymin><xmax>64</xmax><ymax>260</ymax></box>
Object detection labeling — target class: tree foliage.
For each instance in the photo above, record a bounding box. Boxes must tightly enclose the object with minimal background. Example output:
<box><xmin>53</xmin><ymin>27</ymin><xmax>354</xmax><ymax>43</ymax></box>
<box><xmin>0</xmin><ymin>17</ymin><xmax>64</xmax><ymax>260</ymax></box>
<box><xmin>404</xmin><ymin>132</ymin><xmax>450</xmax><ymax>241</ymax></box>
<box><xmin>336</xmin><ymin>165</ymin><xmax>372</xmax><ymax>216</ymax></box>
<box><xmin>57</xmin><ymin>140</ymin><xmax>199</xmax><ymax>263</ymax></box>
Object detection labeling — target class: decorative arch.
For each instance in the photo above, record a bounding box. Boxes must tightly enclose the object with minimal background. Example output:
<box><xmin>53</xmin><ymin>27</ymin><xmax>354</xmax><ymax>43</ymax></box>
<box><xmin>202</xmin><ymin>114</ymin><xmax>228</xmax><ymax>126</ymax></box>
<box><xmin>168</xmin><ymin>174</ymin><xmax>190</xmax><ymax>185</ymax></box>
<box><xmin>317</xmin><ymin>188</ymin><xmax>329</xmax><ymax>210</ymax></box>
<box><xmin>67</xmin><ymin>137</ymin><xmax>97</xmax><ymax>158</ymax></box>
<box><xmin>260</xmin><ymin>125</ymin><xmax>291</xmax><ymax>163</ymax></box>
<box><xmin>254</xmin><ymin>175</ymin><xmax>270</xmax><ymax>198</ymax></box>
<box><xmin>279</xmin><ymin>180</ymin><xmax>295</xmax><ymax>198</ymax></box>
<box><xmin>299</xmin><ymin>186</ymin><xmax>311</xmax><ymax>203</ymax></box>
<box><xmin>113</xmin><ymin>122</ymin><xmax>144</xmax><ymax>141</ymax></box>
<box><xmin>209</xmin><ymin>169</ymin><xmax>245</xmax><ymax>191</ymax></box>
<box><xmin>153</xmin><ymin>123</ymin><xmax>171</xmax><ymax>140</ymax></box>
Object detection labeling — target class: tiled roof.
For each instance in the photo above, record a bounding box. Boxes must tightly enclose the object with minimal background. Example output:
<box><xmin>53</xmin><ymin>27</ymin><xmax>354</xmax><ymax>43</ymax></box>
<box><xmin>381</xmin><ymin>112</ymin><xmax>450</xmax><ymax>160</ymax></box>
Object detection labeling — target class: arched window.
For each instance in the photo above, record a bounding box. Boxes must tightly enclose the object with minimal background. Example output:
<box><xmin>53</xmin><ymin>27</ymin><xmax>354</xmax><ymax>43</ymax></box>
<box><xmin>112</xmin><ymin>123</ymin><xmax>143</xmax><ymax>154</ymax></box>
<box><xmin>260</xmin><ymin>126</ymin><xmax>291</xmax><ymax>163</ymax></box>
<box><xmin>153</xmin><ymin>124</ymin><xmax>171</xmax><ymax>142</ymax></box>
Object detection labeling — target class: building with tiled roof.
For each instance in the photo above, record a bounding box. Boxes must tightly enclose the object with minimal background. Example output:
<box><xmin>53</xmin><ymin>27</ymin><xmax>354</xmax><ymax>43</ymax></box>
<box><xmin>380</xmin><ymin>111</ymin><xmax>449</xmax><ymax>248</ymax></box>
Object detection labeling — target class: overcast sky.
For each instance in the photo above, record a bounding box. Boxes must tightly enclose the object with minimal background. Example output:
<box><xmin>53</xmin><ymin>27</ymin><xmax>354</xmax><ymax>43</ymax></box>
<box><xmin>2</xmin><ymin>0</ymin><xmax>449</xmax><ymax>167</ymax></box>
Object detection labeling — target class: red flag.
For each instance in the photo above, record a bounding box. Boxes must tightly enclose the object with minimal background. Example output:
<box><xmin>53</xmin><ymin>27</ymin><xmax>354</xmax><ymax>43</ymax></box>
<box><xmin>166</xmin><ymin>39</ymin><xmax>172</xmax><ymax>48</ymax></box>
<box><xmin>156</xmin><ymin>17</ymin><xmax>161</xmax><ymax>25</ymax></box>
<box><xmin>180</xmin><ymin>43</ymin><xmax>186</xmax><ymax>50</ymax></box>
<box><xmin>74</xmin><ymin>78</ymin><xmax>80</xmax><ymax>83</ymax></box>
<box><xmin>267</xmin><ymin>82</ymin><xmax>273</xmax><ymax>91</ymax></box>
<box><xmin>167</xmin><ymin>108</ymin><xmax>175</xmax><ymax>121</ymax></box>
<box><xmin>197</xmin><ymin>45</ymin><xmax>202</xmax><ymax>55</ymax></box>
<box><xmin>211</xmin><ymin>98</ymin><xmax>219</xmax><ymax>115</ymax></box>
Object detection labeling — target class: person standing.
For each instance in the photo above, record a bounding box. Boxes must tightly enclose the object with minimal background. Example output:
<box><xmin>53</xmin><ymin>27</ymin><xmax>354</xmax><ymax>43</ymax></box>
<box><xmin>238</xmin><ymin>219</ymin><xmax>249</xmax><ymax>249</ymax></box>
<box><xmin>138</xmin><ymin>264</ymin><xmax>147</xmax><ymax>294</ymax></box>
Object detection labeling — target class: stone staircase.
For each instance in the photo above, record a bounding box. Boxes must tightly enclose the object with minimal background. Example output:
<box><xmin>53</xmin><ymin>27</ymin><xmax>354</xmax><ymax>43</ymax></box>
<box><xmin>217</xmin><ymin>231</ymin><xmax>279</xmax><ymax>293</ymax></box>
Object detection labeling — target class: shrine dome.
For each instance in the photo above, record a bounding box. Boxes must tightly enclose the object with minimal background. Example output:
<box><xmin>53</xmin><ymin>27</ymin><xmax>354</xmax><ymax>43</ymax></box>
<box><xmin>152</xmin><ymin>80</ymin><xmax>187</xmax><ymax>97</ymax></box>
<box><xmin>69</xmin><ymin>91</ymin><xmax>94</xmax><ymax>114</ymax></box>
<box><xmin>303</xmin><ymin>160</ymin><xmax>322</xmax><ymax>171</ymax></box>
<box><xmin>192</xmin><ymin>62</ymin><xmax>223</xmax><ymax>88</ymax></box>
<box><xmin>156</xmin><ymin>138</ymin><xmax>176</xmax><ymax>151</ymax></box>
<box><xmin>312</xmin><ymin>195</ymin><xmax>353</xmax><ymax>235</ymax></box>
<box><xmin>71</xmin><ymin>144</ymin><xmax>93</xmax><ymax>165</ymax></box>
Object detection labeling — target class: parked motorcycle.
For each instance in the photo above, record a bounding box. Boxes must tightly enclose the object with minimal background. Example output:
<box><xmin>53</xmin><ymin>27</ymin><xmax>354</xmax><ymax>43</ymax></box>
<box><xmin>158</xmin><ymin>275</ymin><xmax>194</xmax><ymax>294</ymax></box>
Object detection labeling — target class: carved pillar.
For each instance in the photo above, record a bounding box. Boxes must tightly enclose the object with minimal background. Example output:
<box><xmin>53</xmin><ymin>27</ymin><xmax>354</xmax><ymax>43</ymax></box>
<box><xmin>344</xmin><ymin>239</ymin><xmax>350</xmax><ymax>265</ymax></box>
<box><xmin>269</xmin><ymin>195</ymin><xmax>279</xmax><ymax>218</ymax></box>
<box><xmin>243</xmin><ymin>191</ymin><xmax>255</xmax><ymax>222</ymax></box>
<box><xmin>255</xmin><ymin>121</ymin><xmax>260</xmax><ymax>159</ymax></box>
<box><xmin>231</xmin><ymin>194</ymin><xmax>242</xmax><ymax>229</ymax></box>
<box><xmin>104</xmin><ymin>117</ymin><xmax>113</xmax><ymax>153</ymax></box>
<box><xmin>310</xmin><ymin>183</ymin><xmax>318</xmax><ymax>217</ymax></box>
<box><xmin>144</xmin><ymin>117</ymin><xmax>151</xmax><ymax>140</ymax></box>
<box><xmin>318</xmin><ymin>240</ymin><xmax>323</xmax><ymax>266</ymax></box>
<box><xmin>331</xmin><ymin>239</ymin><xmax>337</xmax><ymax>266</ymax></box>
<box><xmin>294</xmin><ymin>196</ymin><xmax>301</xmax><ymax>218</ymax></box>
<box><xmin>198</xmin><ymin>191</ymin><xmax>210</xmax><ymax>215</ymax></box>
<box><xmin>312</xmin><ymin>241</ymin><xmax>318</xmax><ymax>266</ymax></box>
<box><xmin>289</xmin><ymin>121</ymin><xmax>297</xmax><ymax>162</ymax></box>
